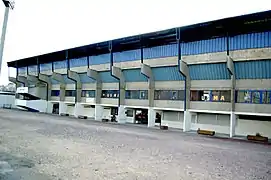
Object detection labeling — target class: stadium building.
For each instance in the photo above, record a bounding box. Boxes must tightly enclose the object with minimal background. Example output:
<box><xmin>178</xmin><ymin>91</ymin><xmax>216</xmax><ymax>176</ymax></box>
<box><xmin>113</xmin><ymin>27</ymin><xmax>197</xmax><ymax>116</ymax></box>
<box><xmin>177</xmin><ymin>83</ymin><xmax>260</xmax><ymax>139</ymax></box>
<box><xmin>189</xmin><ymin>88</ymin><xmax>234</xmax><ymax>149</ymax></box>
<box><xmin>7</xmin><ymin>10</ymin><xmax>271</xmax><ymax>138</ymax></box>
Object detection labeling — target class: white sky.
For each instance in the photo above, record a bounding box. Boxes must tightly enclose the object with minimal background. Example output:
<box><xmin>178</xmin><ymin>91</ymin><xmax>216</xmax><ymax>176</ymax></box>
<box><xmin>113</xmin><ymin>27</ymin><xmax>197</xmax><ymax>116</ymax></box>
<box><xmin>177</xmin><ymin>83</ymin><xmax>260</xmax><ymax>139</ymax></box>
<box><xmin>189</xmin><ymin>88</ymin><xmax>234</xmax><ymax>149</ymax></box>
<box><xmin>0</xmin><ymin>0</ymin><xmax>270</xmax><ymax>85</ymax></box>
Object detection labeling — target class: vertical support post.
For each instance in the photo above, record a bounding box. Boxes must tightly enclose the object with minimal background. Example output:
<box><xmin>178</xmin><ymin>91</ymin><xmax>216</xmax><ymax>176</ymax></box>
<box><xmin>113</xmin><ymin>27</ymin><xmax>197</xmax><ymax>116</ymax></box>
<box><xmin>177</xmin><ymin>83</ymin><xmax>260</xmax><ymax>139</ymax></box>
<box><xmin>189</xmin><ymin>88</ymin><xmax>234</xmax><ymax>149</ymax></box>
<box><xmin>87</xmin><ymin>56</ymin><xmax>90</xmax><ymax>68</ymax></box>
<box><xmin>226</xmin><ymin>33</ymin><xmax>236</xmax><ymax>138</ymax></box>
<box><xmin>0</xmin><ymin>7</ymin><xmax>9</xmax><ymax>75</ymax></box>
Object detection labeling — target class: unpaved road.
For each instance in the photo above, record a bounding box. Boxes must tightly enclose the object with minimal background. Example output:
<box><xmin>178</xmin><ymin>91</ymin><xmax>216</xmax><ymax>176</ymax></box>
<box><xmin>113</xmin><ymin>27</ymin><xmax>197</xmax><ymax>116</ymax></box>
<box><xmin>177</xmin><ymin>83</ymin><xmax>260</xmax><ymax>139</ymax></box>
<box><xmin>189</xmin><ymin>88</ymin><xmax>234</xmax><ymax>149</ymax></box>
<box><xmin>0</xmin><ymin>109</ymin><xmax>270</xmax><ymax>180</ymax></box>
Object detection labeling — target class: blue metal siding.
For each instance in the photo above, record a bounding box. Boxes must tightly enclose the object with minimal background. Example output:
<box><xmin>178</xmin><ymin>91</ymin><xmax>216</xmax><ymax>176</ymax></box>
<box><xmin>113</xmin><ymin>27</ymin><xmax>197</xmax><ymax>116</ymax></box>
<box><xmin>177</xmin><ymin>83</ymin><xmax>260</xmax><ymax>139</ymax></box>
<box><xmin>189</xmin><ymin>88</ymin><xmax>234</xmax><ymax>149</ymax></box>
<box><xmin>54</xmin><ymin>60</ymin><xmax>67</xmax><ymax>69</ymax></box>
<box><xmin>152</xmin><ymin>66</ymin><xmax>184</xmax><ymax>81</ymax></box>
<box><xmin>40</xmin><ymin>63</ymin><xmax>52</xmax><ymax>71</ymax></box>
<box><xmin>144</xmin><ymin>44</ymin><xmax>177</xmax><ymax>59</ymax></box>
<box><xmin>182</xmin><ymin>37</ymin><xmax>226</xmax><ymax>55</ymax></box>
<box><xmin>114</xmin><ymin>49</ymin><xmax>140</xmax><ymax>62</ymax></box>
<box><xmin>79</xmin><ymin>73</ymin><xmax>95</xmax><ymax>83</ymax></box>
<box><xmin>230</xmin><ymin>31</ymin><xmax>271</xmax><ymax>50</ymax></box>
<box><xmin>99</xmin><ymin>71</ymin><xmax>118</xmax><ymax>83</ymax></box>
<box><xmin>189</xmin><ymin>63</ymin><xmax>230</xmax><ymax>80</ymax></box>
<box><xmin>70</xmin><ymin>57</ymin><xmax>88</xmax><ymax>68</ymax></box>
<box><xmin>123</xmin><ymin>69</ymin><xmax>148</xmax><ymax>82</ymax></box>
<box><xmin>234</xmin><ymin>60</ymin><xmax>271</xmax><ymax>79</ymax></box>
<box><xmin>90</xmin><ymin>54</ymin><xmax>110</xmax><ymax>65</ymax></box>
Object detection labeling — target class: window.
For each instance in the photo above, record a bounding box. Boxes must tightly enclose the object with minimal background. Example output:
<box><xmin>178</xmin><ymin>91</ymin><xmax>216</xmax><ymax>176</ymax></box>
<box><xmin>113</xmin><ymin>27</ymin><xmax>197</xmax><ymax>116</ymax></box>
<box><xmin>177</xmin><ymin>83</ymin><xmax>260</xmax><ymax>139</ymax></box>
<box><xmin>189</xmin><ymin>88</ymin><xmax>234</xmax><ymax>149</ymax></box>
<box><xmin>102</xmin><ymin>90</ymin><xmax>119</xmax><ymax>98</ymax></box>
<box><xmin>154</xmin><ymin>90</ymin><xmax>185</xmax><ymax>100</ymax></box>
<box><xmin>211</xmin><ymin>90</ymin><xmax>231</xmax><ymax>102</ymax></box>
<box><xmin>65</xmin><ymin>90</ymin><xmax>76</xmax><ymax>97</ymax></box>
<box><xmin>82</xmin><ymin>90</ymin><xmax>95</xmax><ymax>98</ymax></box>
<box><xmin>51</xmin><ymin>90</ymin><xmax>60</xmax><ymax>96</ymax></box>
<box><xmin>190</xmin><ymin>90</ymin><xmax>209</xmax><ymax>101</ymax></box>
<box><xmin>236</xmin><ymin>90</ymin><xmax>251</xmax><ymax>103</ymax></box>
<box><xmin>251</xmin><ymin>91</ymin><xmax>261</xmax><ymax>104</ymax></box>
<box><xmin>263</xmin><ymin>91</ymin><xmax>271</xmax><ymax>104</ymax></box>
<box><xmin>125</xmin><ymin>109</ymin><xmax>134</xmax><ymax>117</ymax></box>
<box><xmin>125</xmin><ymin>90</ymin><xmax>148</xmax><ymax>99</ymax></box>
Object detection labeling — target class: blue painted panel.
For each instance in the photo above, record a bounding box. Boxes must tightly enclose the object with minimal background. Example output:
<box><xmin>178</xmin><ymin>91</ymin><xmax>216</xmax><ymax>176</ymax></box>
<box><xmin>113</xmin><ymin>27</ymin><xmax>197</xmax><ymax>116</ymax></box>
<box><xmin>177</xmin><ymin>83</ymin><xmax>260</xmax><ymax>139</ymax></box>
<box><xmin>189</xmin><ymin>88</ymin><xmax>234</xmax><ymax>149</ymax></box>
<box><xmin>144</xmin><ymin>44</ymin><xmax>177</xmax><ymax>59</ymax></box>
<box><xmin>152</xmin><ymin>66</ymin><xmax>184</xmax><ymax>81</ymax></box>
<box><xmin>189</xmin><ymin>63</ymin><xmax>230</xmax><ymax>80</ymax></box>
<box><xmin>70</xmin><ymin>57</ymin><xmax>88</xmax><ymax>68</ymax></box>
<box><xmin>99</xmin><ymin>71</ymin><xmax>118</xmax><ymax>83</ymax></box>
<box><xmin>235</xmin><ymin>60</ymin><xmax>271</xmax><ymax>79</ymax></box>
<box><xmin>230</xmin><ymin>31</ymin><xmax>271</xmax><ymax>50</ymax></box>
<box><xmin>40</xmin><ymin>63</ymin><xmax>52</xmax><ymax>71</ymax></box>
<box><xmin>54</xmin><ymin>60</ymin><xmax>67</xmax><ymax>69</ymax></box>
<box><xmin>79</xmin><ymin>73</ymin><xmax>95</xmax><ymax>83</ymax></box>
<box><xmin>28</xmin><ymin>65</ymin><xmax>38</xmax><ymax>73</ymax></box>
<box><xmin>123</xmin><ymin>68</ymin><xmax>148</xmax><ymax>82</ymax></box>
<box><xmin>90</xmin><ymin>54</ymin><xmax>110</xmax><ymax>65</ymax></box>
<box><xmin>182</xmin><ymin>37</ymin><xmax>226</xmax><ymax>55</ymax></box>
<box><xmin>114</xmin><ymin>49</ymin><xmax>140</xmax><ymax>62</ymax></box>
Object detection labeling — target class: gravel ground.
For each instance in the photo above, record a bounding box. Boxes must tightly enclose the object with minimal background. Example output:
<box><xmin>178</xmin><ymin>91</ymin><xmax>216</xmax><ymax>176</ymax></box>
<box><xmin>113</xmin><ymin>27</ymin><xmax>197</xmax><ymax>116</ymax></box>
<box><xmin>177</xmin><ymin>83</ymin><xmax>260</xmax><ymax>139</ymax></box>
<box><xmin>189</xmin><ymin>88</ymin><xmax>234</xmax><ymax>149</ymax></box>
<box><xmin>0</xmin><ymin>109</ymin><xmax>270</xmax><ymax>180</ymax></box>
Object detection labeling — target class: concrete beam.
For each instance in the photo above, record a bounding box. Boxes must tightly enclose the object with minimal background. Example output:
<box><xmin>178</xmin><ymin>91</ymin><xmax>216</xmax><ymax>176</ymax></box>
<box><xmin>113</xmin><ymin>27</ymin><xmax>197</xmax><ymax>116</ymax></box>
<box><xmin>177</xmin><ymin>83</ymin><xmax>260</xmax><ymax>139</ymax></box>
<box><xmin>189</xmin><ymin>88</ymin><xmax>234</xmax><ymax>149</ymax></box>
<box><xmin>87</xmin><ymin>68</ymin><xmax>102</xmax><ymax>104</ymax></box>
<box><xmin>227</xmin><ymin>56</ymin><xmax>236</xmax><ymax>138</ymax></box>
<box><xmin>68</xmin><ymin>70</ymin><xmax>82</xmax><ymax>102</ymax></box>
<box><xmin>17</xmin><ymin>76</ymin><xmax>28</xmax><ymax>87</ymax></box>
<box><xmin>141</xmin><ymin>63</ymin><xmax>155</xmax><ymax>127</ymax></box>
<box><xmin>8</xmin><ymin>77</ymin><xmax>20</xmax><ymax>87</ymax></box>
<box><xmin>27</xmin><ymin>75</ymin><xmax>40</xmax><ymax>84</ymax></box>
<box><xmin>111</xmin><ymin>66</ymin><xmax>125</xmax><ymax>105</ymax></box>
<box><xmin>51</xmin><ymin>72</ymin><xmax>66</xmax><ymax>101</ymax></box>
<box><xmin>39</xmin><ymin>73</ymin><xmax>52</xmax><ymax>101</ymax></box>
<box><xmin>140</xmin><ymin>63</ymin><xmax>154</xmax><ymax>107</ymax></box>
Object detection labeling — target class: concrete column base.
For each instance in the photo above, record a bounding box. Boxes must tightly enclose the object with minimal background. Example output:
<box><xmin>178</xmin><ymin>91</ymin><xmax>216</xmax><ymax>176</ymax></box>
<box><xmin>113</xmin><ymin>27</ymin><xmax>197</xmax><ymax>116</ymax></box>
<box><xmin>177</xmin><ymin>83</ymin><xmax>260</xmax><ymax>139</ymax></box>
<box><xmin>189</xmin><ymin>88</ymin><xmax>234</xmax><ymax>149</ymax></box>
<box><xmin>117</xmin><ymin>105</ymin><xmax>126</xmax><ymax>124</ymax></box>
<box><xmin>59</xmin><ymin>102</ymin><xmax>68</xmax><ymax>115</ymax></box>
<box><xmin>74</xmin><ymin>103</ymin><xmax>84</xmax><ymax>118</ymax></box>
<box><xmin>230</xmin><ymin>111</ymin><xmax>236</xmax><ymax>138</ymax></box>
<box><xmin>148</xmin><ymin>107</ymin><xmax>156</xmax><ymax>127</ymax></box>
<box><xmin>46</xmin><ymin>102</ymin><xmax>53</xmax><ymax>114</ymax></box>
<box><xmin>183</xmin><ymin>111</ymin><xmax>192</xmax><ymax>132</ymax></box>
<box><xmin>94</xmin><ymin>105</ymin><xmax>103</xmax><ymax>121</ymax></box>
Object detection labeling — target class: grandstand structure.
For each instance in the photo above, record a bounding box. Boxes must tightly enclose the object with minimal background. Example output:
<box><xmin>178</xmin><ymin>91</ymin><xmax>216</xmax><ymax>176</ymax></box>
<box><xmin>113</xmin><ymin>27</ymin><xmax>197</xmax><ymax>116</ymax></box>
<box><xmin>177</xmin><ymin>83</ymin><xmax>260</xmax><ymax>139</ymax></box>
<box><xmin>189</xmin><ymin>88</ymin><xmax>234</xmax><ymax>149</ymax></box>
<box><xmin>7</xmin><ymin>10</ymin><xmax>271</xmax><ymax>138</ymax></box>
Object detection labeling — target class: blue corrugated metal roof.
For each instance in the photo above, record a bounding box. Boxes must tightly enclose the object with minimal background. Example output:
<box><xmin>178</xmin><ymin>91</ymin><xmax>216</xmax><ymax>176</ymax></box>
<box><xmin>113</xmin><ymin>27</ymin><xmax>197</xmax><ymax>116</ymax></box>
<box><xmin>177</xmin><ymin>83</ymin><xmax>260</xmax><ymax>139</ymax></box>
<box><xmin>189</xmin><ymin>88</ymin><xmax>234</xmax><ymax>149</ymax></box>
<box><xmin>235</xmin><ymin>60</ymin><xmax>271</xmax><ymax>79</ymax></box>
<box><xmin>152</xmin><ymin>66</ymin><xmax>185</xmax><ymax>81</ymax></box>
<box><xmin>123</xmin><ymin>69</ymin><xmax>148</xmax><ymax>82</ymax></box>
<box><xmin>189</xmin><ymin>63</ymin><xmax>230</xmax><ymax>80</ymax></box>
<box><xmin>99</xmin><ymin>71</ymin><xmax>118</xmax><ymax>83</ymax></box>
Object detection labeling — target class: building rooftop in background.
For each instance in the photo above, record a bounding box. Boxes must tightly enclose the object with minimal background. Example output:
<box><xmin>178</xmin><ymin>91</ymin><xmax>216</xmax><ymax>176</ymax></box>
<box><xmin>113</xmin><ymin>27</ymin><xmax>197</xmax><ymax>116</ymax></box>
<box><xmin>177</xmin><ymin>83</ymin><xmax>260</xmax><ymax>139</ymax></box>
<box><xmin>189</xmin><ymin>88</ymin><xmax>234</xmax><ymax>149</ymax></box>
<box><xmin>7</xmin><ymin>10</ymin><xmax>271</xmax><ymax>68</ymax></box>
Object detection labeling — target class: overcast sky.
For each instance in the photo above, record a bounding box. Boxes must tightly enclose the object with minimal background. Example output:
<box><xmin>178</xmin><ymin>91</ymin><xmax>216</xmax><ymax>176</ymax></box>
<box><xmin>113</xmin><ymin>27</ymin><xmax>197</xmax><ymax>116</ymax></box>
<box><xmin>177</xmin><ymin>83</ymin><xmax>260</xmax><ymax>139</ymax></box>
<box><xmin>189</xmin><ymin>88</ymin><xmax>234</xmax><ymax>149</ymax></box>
<box><xmin>0</xmin><ymin>0</ymin><xmax>270</xmax><ymax>85</ymax></box>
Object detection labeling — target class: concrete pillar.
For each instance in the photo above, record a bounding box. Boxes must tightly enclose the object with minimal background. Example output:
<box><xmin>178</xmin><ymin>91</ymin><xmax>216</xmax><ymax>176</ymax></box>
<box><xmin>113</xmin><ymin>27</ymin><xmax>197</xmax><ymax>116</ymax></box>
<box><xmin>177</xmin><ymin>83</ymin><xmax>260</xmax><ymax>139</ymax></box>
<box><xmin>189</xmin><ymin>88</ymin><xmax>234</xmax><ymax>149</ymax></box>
<box><xmin>68</xmin><ymin>70</ymin><xmax>82</xmax><ymax>102</ymax></box>
<box><xmin>52</xmin><ymin>72</ymin><xmax>66</xmax><ymax>115</ymax></box>
<box><xmin>117</xmin><ymin>105</ymin><xmax>126</xmax><ymax>124</ymax></box>
<box><xmin>141</xmin><ymin>63</ymin><xmax>155</xmax><ymax>127</ymax></box>
<box><xmin>111</xmin><ymin>66</ymin><xmax>126</xmax><ymax>124</ymax></box>
<box><xmin>179</xmin><ymin>60</ymin><xmax>191</xmax><ymax>132</ymax></box>
<box><xmin>8</xmin><ymin>77</ymin><xmax>20</xmax><ymax>87</ymax></box>
<box><xmin>94</xmin><ymin>105</ymin><xmax>103</xmax><ymax>121</ymax></box>
<box><xmin>74</xmin><ymin>103</ymin><xmax>84</xmax><ymax>118</ymax></box>
<box><xmin>46</xmin><ymin>102</ymin><xmax>54</xmax><ymax>114</ymax></box>
<box><xmin>39</xmin><ymin>73</ymin><xmax>52</xmax><ymax>101</ymax></box>
<box><xmin>183</xmin><ymin>111</ymin><xmax>192</xmax><ymax>132</ymax></box>
<box><xmin>227</xmin><ymin>56</ymin><xmax>236</xmax><ymax>137</ymax></box>
<box><xmin>148</xmin><ymin>107</ymin><xmax>156</xmax><ymax>127</ymax></box>
<box><xmin>27</xmin><ymin>75</ymin><xmax>40</xmax><ymax>85</ymax></box>
<box><xmin>230</xmin><ymin>111</ymin><xmax>236</xmax><ymax>138</ymax></box>
<box><xmin>59</xmin><ymin>101</ymin><xmax>68</xmax><ymax>115</ymax></box>
<box><xmin>52</xmin><ymin>72</ymin><xmax>66</xmax><ymax>102</ymax></box>
<box><xmin>87</xmin><ymin>68</ymin><xmax>102</xmax><ymax>104</ymax></box>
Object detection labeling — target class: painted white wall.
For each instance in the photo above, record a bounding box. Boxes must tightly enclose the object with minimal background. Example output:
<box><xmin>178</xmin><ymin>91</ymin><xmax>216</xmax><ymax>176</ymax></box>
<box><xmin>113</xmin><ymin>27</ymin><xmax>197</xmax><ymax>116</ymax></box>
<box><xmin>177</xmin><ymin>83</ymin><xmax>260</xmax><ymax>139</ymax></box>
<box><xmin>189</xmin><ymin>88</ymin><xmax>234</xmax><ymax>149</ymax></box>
<box><xmin>0</xmin><ymin>94</ymin><xmax>15</xmax><ymax>108</ymax></box>
<box><xmin>66</xmin><ymin>104</ymin><xmax>75</xmax><ymax>116</ymax></box>
<box><xmin>102</xmin><ymin>107</ymin><xmax>111</xmax><ymax>119</ymax></box>
<box><xmin>15</xmin><ymin>99</ymin><xmax>48</xmax><ymax>112</ymax></box>
<box><xmin>235</xmin><ymin>119</ymin><xmax>271</xmax><ymax>138</ymax></box>
<box><xmin>161</xmin><ymin>111</ymin><xmax>184</xmax><ymax>129</ymax></box>
<box><xmin>82</xmin><ymin>106</ymin><xmax>95</xmax><ymax>118</ymax></box>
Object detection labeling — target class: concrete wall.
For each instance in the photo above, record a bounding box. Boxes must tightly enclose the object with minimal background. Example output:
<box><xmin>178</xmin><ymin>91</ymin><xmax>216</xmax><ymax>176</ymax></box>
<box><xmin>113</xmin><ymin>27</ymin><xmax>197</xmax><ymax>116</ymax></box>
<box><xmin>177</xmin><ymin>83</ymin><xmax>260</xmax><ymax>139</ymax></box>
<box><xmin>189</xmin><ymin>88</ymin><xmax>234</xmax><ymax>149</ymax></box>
<box><xmin>190</xmin><ymin>102</ymin><xmax>232</xmax><ymax>112</ymax></box>
<box><xmin>190</xmin><ymin>80</ymin><xmax>232</xmax><ymax>90</ymax></box>
<box><xmin>0</xmin><ymin>94</ymin><xmax>15</xmax><ymax>108</ymax></box>
<box><xmin>101</xmin><ymin>98</ymin><xmax>118</xmax><ymax>106</ymax></box>
<box><xmin>125</xmin><ymin>99</ymin><xmax>149</xmax><ymax>107</ymax></box>
<box><xmin>235</xmin><ymin>104</ymin><xmax>271</xmax><ymax>114</ymax></box>
<box><xmin>235</xmin><ymin>118</ymin><xmax>271</xmax><ymax>138</ymax></box>
<box><xmin>154</xmin><ymin>100</ymin><xmax>184</xmax><ymax>109</ymax></box>
<box><xmin>161</xmin><ymin>111</ymin><xmax>184</xmax><ymax>129</ymax></box>
<box><xmin>236</xmin><ymin>79</ymin><xmax>271</xmax><ymax>89</ymax></box>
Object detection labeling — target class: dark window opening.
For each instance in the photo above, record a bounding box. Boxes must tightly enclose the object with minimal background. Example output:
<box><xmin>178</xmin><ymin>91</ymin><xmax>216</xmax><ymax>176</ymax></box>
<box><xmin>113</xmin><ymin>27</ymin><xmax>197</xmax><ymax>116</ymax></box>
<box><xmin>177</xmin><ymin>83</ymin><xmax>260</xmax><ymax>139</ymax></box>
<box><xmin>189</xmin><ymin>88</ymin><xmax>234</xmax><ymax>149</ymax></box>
<box><xmin>102</xmin><ymin>90</ymin><xmax>119</xmax><ymax>98</ymax></box>
<box><xmin>154</xmin><ymin>90</ymin><xmax>185</xmax><ymax>100</ymax></box>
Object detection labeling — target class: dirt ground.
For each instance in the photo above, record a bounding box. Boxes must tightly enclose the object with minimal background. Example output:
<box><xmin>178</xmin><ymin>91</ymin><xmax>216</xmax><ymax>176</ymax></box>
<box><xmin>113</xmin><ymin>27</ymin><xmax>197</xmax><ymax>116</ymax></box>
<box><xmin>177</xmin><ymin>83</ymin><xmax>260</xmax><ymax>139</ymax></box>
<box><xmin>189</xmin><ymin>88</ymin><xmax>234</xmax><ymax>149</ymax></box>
<box><xmin>0</xmin><ymin>109</ymin><xmax>270</xmax><ymax>180</ymax></box>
